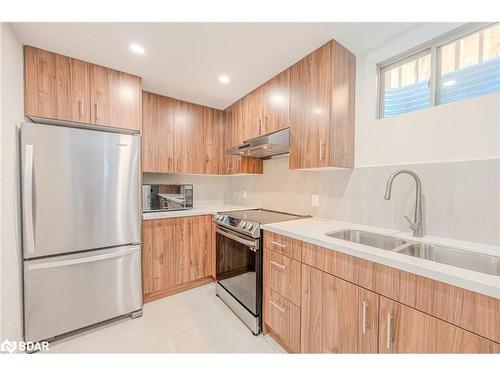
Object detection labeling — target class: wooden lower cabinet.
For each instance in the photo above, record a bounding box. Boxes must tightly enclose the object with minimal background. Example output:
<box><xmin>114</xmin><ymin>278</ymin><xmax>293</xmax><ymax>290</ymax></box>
<box><xmin>264</xmin><ymin>286</ymin><xmax>301</xmax><ymax>353</ymax></box>
<box><xmin>142</xmin><ymin>215</ymin><xmax>214</xmax><ymax>302</ymax></box>
<box><xmin>301</xmin><ymin>264</ymin><xmax>378</xmax><ymax>353</ymax></box>
<box><xmin>379</xmin><ymin>296</ymin><xmax>498</xmax><ymax>353</ymax></box>
<box><xmin>262</xmin><ymin>230</ymin><xmax>500</xmax><ymax>354</ymax></box>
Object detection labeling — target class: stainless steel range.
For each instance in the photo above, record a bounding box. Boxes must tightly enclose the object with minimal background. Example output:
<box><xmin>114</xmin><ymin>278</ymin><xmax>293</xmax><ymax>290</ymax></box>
<box><xmin>213</xmin><ymin>209</ymin><xmax>303</xmax><ymax>334</ymax></box>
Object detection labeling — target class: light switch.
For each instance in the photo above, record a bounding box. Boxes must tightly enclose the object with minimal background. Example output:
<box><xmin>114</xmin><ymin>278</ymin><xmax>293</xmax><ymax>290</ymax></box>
<box><xmin>311</xmin><ymin>194</ymin><xmax>319</xmax><ymax>207</ymax></box>
<box><xmin>243</xmin><ymin>190</ymin><xmax>248</xmax><ymax>199</ymax></box>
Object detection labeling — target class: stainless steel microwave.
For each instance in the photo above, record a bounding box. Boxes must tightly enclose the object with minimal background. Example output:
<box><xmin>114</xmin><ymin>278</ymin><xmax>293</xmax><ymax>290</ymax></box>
<box><xmin>142</xmin><ymin>184</ymin><xmax>193</xmax><ymax>212</ymax></box>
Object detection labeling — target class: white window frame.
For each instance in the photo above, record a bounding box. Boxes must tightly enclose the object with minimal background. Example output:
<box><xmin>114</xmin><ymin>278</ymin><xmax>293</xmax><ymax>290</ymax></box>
<box><xmin>377</xmin><ymin>22</ymin><xmax>498</xmax><ymax>119</ymax></box>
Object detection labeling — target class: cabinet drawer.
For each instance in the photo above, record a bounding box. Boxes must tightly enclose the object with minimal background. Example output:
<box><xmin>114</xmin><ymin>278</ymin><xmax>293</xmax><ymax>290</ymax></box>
<box><xmin>264</xmin><ymin>286</ymin><xmax>301</xmax><ymax>353</ymax></box>
<box><xmin>265</xmin><ymin>250</ymin><xmax>301</xmax><ymax>306</ymax></box>
<box><xmin>264</xmin><ymin>231</ymin><xmax>302</xmax><ymax>260</ymax></box>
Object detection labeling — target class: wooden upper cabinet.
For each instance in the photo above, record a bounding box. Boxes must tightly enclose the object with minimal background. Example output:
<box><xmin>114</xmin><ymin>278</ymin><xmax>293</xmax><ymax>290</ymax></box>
<box><xmin>24</xmin><ymin>46</ymin><xmax>142</xmax><ymax>132</ymax></box>
<box><xmin>203</xmin><ymin>107</ymin><xmax>225</xmax><ymax>174</ymax></box>
<box><xmin>301</xmin><ymin>264</ymin><xmax>378</xmax><ymax>353</ymax></box>
<box><xmin>289</xmin><ymin>40</ymin><xmax>355</xmax><ymax>169</ymax></box>
<box><xmin>379</xmin><ymin>296</ymin><xmax>497</xmax><ymax>353</ymax></box>
<box><xmin>261</xmin><ymin>69</ymin><xmax>290</xmax><ymax>134</ymax></box>
<box><xmin>142</xmin><ymin>91</ymin><xmax>175</xmax><ymax>173</ymax></box>
<box><xmin>223</xmin><ymin>100</ymin><xmax>262</xmax><ymax>175</ymax></box>
<box><xmin>24</xmin><ymin>45</ymin><xmax>91</xmax><ymax>124</ymax></box>
<box><xmin>90</xmin><ymin>65</ymin><xmax>142</xmax><ymax>132</ymax></box>
<box><xmin>242</xmin><ymin>86</ymin><xmax>263</xmax><ymax>140</ymax></box>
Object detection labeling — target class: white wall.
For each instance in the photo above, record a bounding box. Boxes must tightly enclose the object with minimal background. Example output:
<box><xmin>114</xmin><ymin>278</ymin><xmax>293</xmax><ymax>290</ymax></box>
<box><xmin>0</xmin><ymin>23</ymin><xmax>24</xmax><ymax>343</ymax></box>
<box><xmin>354</xmin><ymin>22</ymin><xmax>499</xmax><ymax>167</ymax></box>
<box><xmin>227</xmin><ymin>157</ymin><xmax>500</xmax><ymax>246</ymax></box>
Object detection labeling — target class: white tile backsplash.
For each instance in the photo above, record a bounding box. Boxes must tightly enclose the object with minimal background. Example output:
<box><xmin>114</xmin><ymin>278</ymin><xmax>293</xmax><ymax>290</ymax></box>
<box><xmin>143</xmin><ymin>158</ymin><xmax>500</xmax><ymax>246</ymax></box>
<box><xmin>226</xmin><ymin>157</ymin><xmax>500</xmax><ymax>246</ymax></box>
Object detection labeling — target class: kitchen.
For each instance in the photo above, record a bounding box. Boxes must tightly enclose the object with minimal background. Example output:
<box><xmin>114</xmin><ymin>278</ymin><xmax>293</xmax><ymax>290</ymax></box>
<box><xmin>0</xmin><ymin>3</ymin><xmax>499</xmax><ymax>372</ymax></box>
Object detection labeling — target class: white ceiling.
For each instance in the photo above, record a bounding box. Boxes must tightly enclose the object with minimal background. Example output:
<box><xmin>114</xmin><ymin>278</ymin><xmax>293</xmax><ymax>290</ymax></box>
<box><xmin>11</xmin><ymin>22</ymin><xmax>420</xmax><ymax>109</ymax></box>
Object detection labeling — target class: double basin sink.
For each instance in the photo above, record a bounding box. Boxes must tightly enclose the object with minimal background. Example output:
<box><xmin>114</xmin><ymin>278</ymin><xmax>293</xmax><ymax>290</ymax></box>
<box><xmin>326</xmin><ymin>229</ymin><xmax>500</xmax><ymax>277</ymax></box>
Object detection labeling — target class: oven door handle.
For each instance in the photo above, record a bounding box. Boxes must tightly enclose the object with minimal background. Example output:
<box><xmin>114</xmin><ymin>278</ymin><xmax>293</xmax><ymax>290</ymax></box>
<box><xmin>216</xmin><ymin>227</ymin><xmax>259</xmax><ymax>251</ymax></box>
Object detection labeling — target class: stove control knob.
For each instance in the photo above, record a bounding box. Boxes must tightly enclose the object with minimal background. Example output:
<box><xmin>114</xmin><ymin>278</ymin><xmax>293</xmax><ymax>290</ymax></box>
<box><xmin>238</xmin><ymin>221</ymin><xmax>247</xmax><ymax>228</ymax></box>
<box><xmin>245</xmin><ymin>222</ymin><xmax>254</xmax><ymax>230</ymax></box>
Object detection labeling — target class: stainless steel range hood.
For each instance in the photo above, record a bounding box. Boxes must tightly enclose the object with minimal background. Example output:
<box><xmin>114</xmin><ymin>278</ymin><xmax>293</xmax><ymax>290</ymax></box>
<box><xmin>226</xmin><ymin>128</ymin><xmax>289</xmax><ymax>158</ymax></box>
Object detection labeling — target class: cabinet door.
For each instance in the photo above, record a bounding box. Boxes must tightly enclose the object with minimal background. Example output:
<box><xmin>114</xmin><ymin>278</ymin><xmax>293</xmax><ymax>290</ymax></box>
<box><xmin>289</xmin><ymin>42</ymin><xmax>331</xmax><ymax>169</ymax></box>
<box><xmin>90</xmin><ymin>65</ymin><xmax>141</xmax><ymax>131</ymax></box>
<box><xmin>242</xmin><ymin>86</ymin><xmax>263</xmax><ymax>140</ymax></box>
<box><xmin>203</xmin><ymin>107</ymin><xmax>224</xmax><ymax>174</ymax></box>
<box><xmin>173</xmin><ymin>101</ymin><xmax>195</xmax><ymax>173</ymax></box>
<box><xmin>142</xmin><ymin>219</ymin><xmax>177</xmax><ymax>295</ymax></box>
<box><xmin>24</xmin><ymin>46</ymin><xmax>90</xmax><ymax>123</ymax></box>
<box><xmin>301</xmin><ymin>264</ymin><xmax>377</xmax><ymax>353</ymax></box>
<box><xmin>379</xmin><ymin>296</ymin><xmax>496</xmax><ymax>353</ymax></box>
<box><xmin>174</xmin><ymin>216</ymin><xmax>212</xmax><ymax>284</ymax></box>
<box><xmin>262</xmin><ymin>69</ymin><xmax>290</xmax><ymax>134</ymax></box>
<box><xmin>141</xmin><ymin>92</ymin><xmax>175</xmax><ymax>172</ymax></box>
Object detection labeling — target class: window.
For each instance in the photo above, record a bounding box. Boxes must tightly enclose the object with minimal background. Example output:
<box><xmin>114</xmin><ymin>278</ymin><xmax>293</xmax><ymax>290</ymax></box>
<box><xmin>378</xmin><ymin>23</ymin><xmax>500</xmax><ymax>118</ymax></box>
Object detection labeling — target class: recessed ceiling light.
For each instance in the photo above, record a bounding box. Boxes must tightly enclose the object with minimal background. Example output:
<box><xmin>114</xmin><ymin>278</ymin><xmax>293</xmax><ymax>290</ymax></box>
<box><xmin>218</xmin><ymin>74</ymin><xmax>230</xmax><ymax>84</ymax></box>
<box><xmin>129</xmin><ymin>43</ymin><xmax>145</xmax><ymax>55</ymax></box>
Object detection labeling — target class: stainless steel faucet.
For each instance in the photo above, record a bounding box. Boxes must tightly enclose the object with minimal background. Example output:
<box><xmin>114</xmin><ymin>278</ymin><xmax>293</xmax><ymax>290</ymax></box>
<box><xmin>384</xmin><ymin>170</ymin><xmax>423</xmax><ymax>237</ymax></box>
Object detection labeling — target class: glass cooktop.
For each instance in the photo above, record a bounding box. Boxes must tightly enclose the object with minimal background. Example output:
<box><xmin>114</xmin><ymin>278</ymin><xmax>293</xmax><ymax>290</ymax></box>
<box><xmin>222</xmin><ymin>209</ymin><xmax>304</xmax><ymax>224</ymax></box>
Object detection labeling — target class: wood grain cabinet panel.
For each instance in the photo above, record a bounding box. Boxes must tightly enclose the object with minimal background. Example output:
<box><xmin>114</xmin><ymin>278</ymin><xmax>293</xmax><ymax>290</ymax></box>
<box><xmin>289</xmin><ymin>40</ymin><xmax>355</xmax><ymax>169</ymax></box>
<box><xmin>301</xmin><ymin>241</ymin><xmax>375</xmax><ymax>289</ymax></box>
<box><xmin>142</xmin><ymin>215</ymin><xmax>213</xmax><ymax>302</ymax></box>
<box><xmin>174</xmin><ymin>215</ymin><xmax>212</xmax><ymax>284</ymax></box>
<box><xmin>264</xmin><ymin>250</ymin><xmax>301</xmax><ymax>306</ymax></box>
<box><xmin>264</xmin><ymin>231</ymin><xmax>302</xmax><ymax>261</ymax></box>
<box><xmin>223</xmin><ymin>100</ymin><xmax>263</xmax><ymax>175</ymax></box>
<box><xmin>141</xmin><ymin>218</ymin><xmax>176</xmax><ymax>295</ymax></box>
<box><xmin>141</xmin><ymin>91</ymin><xmax>175</xmax><ymax>172</ymax></box>
<box><xmin>301</xmin><ymin>264</ymin><xmax>378</xmax><ymax>353</ymax></box>
<box><xmin>379</xmin><ymin>296</ymin><xmax>497</xmax><ymax>353</ymax></box>
<box><xmin>242</xmin><ymin>86</ymin><xmax>263</xmax><ymax>140</ymax></box>
<box><xmin>261</xmin><ymin>69</ymin><xmax>290</xmax><ymax>134</ymax></box>
<box><xmin>264</xmin><ymin>286</ymin><xmax>301</xmax><ymax>353</ymax></box>
<box><xmin>375</xmin><ymin>263</ymin><xmax>500</xmax><ymax>344</ymax></box>
<box><xmin>24</xmin><ymin>45</ymin><xmax>91</xmax><ymax>124</ymax></box>
<box><xmin>90</xmin><ymin>65</ymin><xmax>142</xmax><ymax>131</ymax></box>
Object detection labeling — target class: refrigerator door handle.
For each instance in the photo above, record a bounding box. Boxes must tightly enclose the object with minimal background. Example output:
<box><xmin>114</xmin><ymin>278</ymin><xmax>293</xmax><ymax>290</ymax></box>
<box><xmin>27</xmin><ymin>246</ymin><xmax>140</xmax><ymax>271</ymax></box>
<box><xmin>23</xmin><ymin>144</ymin><xmax>35</xmax><ymax>254</ymax></box>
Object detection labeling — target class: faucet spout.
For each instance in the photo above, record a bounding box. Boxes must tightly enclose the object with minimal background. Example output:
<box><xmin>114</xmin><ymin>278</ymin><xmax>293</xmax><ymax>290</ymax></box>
<box><xmin>384</xmin><ymin>170</ymin><xmax>423</xmax><ymax>237</ymax></box>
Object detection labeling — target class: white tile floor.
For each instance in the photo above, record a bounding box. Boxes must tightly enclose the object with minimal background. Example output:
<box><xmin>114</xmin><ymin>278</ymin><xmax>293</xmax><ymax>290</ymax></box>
<box><xmin>44</xmin><ymin>283</ymin><xmax>285</xmax><ymax>354</ymax></box>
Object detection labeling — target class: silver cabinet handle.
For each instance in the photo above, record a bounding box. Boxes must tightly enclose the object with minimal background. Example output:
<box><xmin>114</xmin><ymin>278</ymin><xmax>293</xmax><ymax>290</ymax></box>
<box><xmin>361</xmin><ymin>301</ymin><xmax>368</xmax><ymax>335</ymax></box>
<box><xmin>95</xmin><ymin>102</ymin><xmax>100</xmax><ymax>121</ymax></box>
<box><xmin>270</xmin><ymin>301</ymin><xmax>285</xmax><ymax>313</ymax></box>
<box><xmin>386</xmin><ymin>312</ymin><xmax>393</xmax><ymax>349</ymax></box>
<box><xmin>270</xmin><ymin>240</ymin><xmax>286</xmax><ymax>248</ymax></box>
<box><xmin>319</xmin><ymin>139</ymin><xmax>325</xmax><ymax>161</ymax></box>
<box><xmin>270</xmin><ymin>260</ymin><xmax>286</xmax><ymax>270</ymax></box>
<box><xmin>79</xmin><ymin>98</ymin><xmax>84</xmax><ymax>117</ymax></box>
<box><xmin>23</xmin><ymin>144</ymin><xmax>35</xmax><ymax>254</ymax></box>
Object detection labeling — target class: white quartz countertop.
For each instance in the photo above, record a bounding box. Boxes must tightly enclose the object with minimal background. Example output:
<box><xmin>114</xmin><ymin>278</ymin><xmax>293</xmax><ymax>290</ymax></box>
<box><xmin>142</xmin><ymin>202</ymin><xmax>258</xmax><ymax>220</ymax></box>
<box><xmin>261</xmin><ymin>217</ymin><xmax>500</xmax><ymax>299</ymax></box>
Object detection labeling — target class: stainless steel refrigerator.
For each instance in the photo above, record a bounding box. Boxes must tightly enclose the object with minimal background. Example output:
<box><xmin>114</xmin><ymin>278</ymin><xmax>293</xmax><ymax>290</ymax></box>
<box><xmin>21</xmin><ymin>122</ymin><xmax>143</xmax><ymax>343</ymax></box>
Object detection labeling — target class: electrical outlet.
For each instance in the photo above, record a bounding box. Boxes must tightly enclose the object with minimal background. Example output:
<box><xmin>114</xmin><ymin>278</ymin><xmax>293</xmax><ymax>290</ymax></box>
<box><xmin>243</xmin><ymin>190</ymin><xmax>248</xmax><ymax>199</ymax></box>
<box><xmin>311</xmin><ymin>194</ymin><xmax>319</xmax><ymax>207</ymax></box>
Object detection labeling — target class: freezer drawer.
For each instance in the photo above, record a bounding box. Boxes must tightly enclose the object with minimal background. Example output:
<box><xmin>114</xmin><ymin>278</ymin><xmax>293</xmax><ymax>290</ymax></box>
<box><xmin>24</xmin><ymin>245</ymin><xmax>142</xmax><ymax>342</ymax></box>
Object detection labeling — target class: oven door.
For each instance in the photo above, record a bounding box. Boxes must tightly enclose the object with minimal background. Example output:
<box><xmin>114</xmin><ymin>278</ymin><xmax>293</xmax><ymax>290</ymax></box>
<box><xmin>215</xmin><ymin>226</ymin><xmax>261</xmax><ymax>317</ymax></box>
